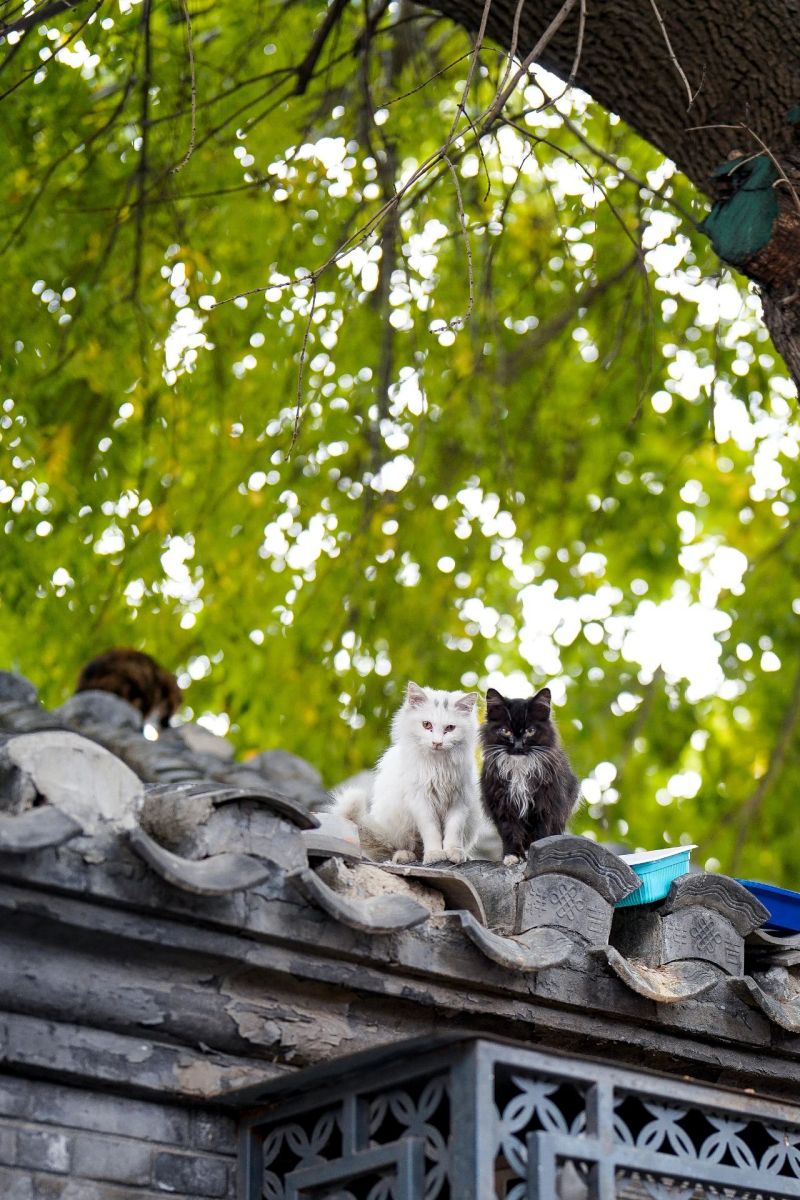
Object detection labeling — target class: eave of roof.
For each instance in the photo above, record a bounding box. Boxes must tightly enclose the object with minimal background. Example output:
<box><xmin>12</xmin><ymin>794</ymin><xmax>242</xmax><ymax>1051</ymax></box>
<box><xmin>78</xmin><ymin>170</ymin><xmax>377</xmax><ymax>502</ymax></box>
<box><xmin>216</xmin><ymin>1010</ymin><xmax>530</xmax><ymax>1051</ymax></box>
<box><xmin>2</xmin><ymin>668</ymin><xmax>800</xmax><ymax>1106</ymax></box>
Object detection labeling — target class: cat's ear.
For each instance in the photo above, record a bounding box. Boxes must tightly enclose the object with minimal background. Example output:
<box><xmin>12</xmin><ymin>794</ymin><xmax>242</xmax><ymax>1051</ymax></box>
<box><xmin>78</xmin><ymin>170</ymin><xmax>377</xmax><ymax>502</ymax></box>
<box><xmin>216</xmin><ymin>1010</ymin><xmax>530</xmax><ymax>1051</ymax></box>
<box><xmin>406</xmin><ymin>681</ymin><xmax>428</xmax><ymax>707</ymax></box>
<box><xmin>485</xmin><ymin>688</ymin><xmax>509</xmax><ymax>720</ymax></box>
<box><xmin>529</xmin><ymin>687</ymin><xmax>552</xmax><ymax>720</ymax></box>
<box><xmin>454</xmin><ymin>691</ymin><xmax>478</xmax><ymax>713</ymax></box>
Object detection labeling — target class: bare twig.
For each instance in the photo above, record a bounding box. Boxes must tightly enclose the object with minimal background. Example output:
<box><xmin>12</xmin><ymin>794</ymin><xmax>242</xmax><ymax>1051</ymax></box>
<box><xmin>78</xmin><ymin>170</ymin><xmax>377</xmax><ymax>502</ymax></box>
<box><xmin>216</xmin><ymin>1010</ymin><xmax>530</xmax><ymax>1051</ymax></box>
<box><xmin>496</xmin><ymin>0</ymin><xmax>528</xmax><ymax>95</ymax></box>
<box><xmin>385</xmin><ymin>48</ymin><xmax>486</xmax><ymax>108</ymax></box>
<box><xmin>553</xmin><ymin>102</ymin><xmax>699</xmax><ymax>226</ymax></box>
<box><xmin>215</xmin><ymin>0</ymin><xmax>623</xmax><ymax>353</ymax></box>
<box><xmin>522</xmin><ymin>0</ymin><xmax>585</xmax><ymax>122</ymax></box>
<box><xmin>647</xmin><ymin>0</ymin><xmax>696</xmax><ymax>109</ymax></box>
<box><xmin>64</xmin><ymin>174</ymin><xmax>272</xmax><ymax>213</ymax></box>
<box><xmin>687</xmin><ymin>120</ymin><xmax>800</xmax><ymax>214</ymax></box>
<box><xmin>442</xmin><ymin>151</ymin><xmax>474</xmax><ymax>329</ymax></box>
<box><xmin>502</xmin><ymin>117</ymin><xmax>646</xmax><ymax>256</ymax></box>
<box><xmin>170</xmin><ymin>0</ymin><xmax>197</xmax><ymax>175</ymax></box>
<box><xmin>446</xmin><ymin>0</ymin><xmax>493</xmax><ymax>144</ymax></box>
<box><xmin>569</xmin><ymin>0</ymin><xmax>585</xmax><ymax>84</ymax></box>
<box><xmin>146</xmin><ymin>66</ymin><xmax>295</xmax><ymax>128</ymax></box>
<box><xmin>481</xmin><ymin>0</ymin><xmax>577</xmax><ymax>133</ymax></box>
<box><xmin>287</xmin><ymin>282</ymin><xmax>319</xmax><ymax>456</ymax></box>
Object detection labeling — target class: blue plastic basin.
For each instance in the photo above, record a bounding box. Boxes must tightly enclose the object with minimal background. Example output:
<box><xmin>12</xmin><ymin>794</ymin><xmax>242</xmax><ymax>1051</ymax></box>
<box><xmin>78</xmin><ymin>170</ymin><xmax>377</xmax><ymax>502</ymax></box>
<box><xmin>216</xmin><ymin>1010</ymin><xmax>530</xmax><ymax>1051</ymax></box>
<box><xmin>616</xmin><ymin>846</ymin><xmax>696</xmax><ymax>908</ymax></box>
<box><xmin>736</xmin><ymin>879</ymin><xmax>800</xmax><ymax>933</ymax></box>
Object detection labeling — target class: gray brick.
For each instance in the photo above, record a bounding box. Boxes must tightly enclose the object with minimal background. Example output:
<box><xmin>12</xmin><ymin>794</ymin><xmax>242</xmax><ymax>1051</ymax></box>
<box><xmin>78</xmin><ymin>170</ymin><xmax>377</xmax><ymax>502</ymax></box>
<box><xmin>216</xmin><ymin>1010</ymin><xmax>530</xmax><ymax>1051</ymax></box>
<box><xmin>0</xmin><ymin>1165</ymin><xmax>34</xmax><ymax>1199</ymax></box>
<box><xmin>0</xmin><ymin>1124</ymin><xmax>17</xmax><ymax>1165</ymax></box>
<box><xmin>72</xmin><ymin>1133</ymin><xmax>151</xmax><ymax>1185</ymax></box>
<box><xmin>191</xmin><ymin>1110</ymin><xmax>237</xmax><ymax>1155</ymax></box>
<box><xmin>0</xmin><ymin>1077</ymin><xmax>31</xmax><ymax>1121</ymax></box>
<box><xmin>153</xmin><ymin>1151</ymin><xmax>228</xmax><ymax>1197</ymax></box>
<box><xmin>13</xmin><ymin>1080</ymin><xmax>190</xmax><ymax>1146</ymax></box>
<box><xmin>33</xmin><ymin>1180</ymin><xmax>204</xmax><ymax>1200</ymax></box>
<box><xmin>16</xmin><ymin>1132</ymin><xmax>71</xmax><ymax>1175</ymax></box>
<box><xmin>33</xmin><ymin>1180</ymin><xmax>105</xmax><ymax>1200</ymax></box>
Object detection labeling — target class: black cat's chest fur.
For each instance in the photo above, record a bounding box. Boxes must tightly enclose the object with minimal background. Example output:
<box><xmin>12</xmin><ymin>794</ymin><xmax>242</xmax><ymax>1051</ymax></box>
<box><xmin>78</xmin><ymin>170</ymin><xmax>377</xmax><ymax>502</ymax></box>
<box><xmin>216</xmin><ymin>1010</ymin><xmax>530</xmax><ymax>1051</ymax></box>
<box><xmin>479</xmin><ymin>687</ymin><xmax>579</xmax><ymax>859</ymax></box>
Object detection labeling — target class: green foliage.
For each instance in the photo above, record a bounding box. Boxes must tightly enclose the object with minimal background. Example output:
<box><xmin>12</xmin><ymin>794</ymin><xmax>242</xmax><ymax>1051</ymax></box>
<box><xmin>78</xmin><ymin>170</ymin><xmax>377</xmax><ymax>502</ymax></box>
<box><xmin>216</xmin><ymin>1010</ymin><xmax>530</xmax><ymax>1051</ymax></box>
<box><xmin>0</xmin><ymin>1</ymin><xmax>798</xmax><ymax>879</ymax></box>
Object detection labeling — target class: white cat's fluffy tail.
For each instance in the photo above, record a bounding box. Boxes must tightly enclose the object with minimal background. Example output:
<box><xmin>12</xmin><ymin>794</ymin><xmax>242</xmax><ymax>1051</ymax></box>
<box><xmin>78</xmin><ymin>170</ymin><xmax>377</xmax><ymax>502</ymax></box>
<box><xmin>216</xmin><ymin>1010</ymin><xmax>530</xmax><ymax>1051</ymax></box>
<box><xmin>328</xmin><ymin>778</ymin><xmax>396</xmax><ymax>861</ymax></box>
<box><xmin>329</xmin><ymin>783</ymin><xmax>370</xmax><ymax>824</ymax></box>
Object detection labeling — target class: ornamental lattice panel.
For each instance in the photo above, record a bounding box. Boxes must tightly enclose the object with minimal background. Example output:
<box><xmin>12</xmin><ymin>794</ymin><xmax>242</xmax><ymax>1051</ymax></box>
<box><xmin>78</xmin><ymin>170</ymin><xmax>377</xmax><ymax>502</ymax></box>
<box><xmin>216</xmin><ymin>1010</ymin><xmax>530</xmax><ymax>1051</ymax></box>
<box><xmin>238</xmin><ymin>1037</ymin><xmax>800</xmax><ymax>1199</ymax></box>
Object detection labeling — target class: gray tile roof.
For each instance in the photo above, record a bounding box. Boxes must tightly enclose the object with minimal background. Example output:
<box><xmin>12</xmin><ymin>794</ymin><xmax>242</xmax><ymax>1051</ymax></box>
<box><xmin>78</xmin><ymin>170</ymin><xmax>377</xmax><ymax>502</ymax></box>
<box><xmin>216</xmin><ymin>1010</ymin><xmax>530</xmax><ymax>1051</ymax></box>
<box><xmin>2</xmin><ymin>666</ymin><xmax>800</xmax><ymax>1101</ymax></box>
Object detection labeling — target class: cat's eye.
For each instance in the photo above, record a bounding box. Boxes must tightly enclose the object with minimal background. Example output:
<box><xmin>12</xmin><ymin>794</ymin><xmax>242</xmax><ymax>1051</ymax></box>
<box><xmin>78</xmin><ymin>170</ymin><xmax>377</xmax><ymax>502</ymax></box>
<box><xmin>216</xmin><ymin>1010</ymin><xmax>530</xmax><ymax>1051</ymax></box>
<box><xmin>500</xmin><ymin>727</ymin><xmax>512</xmax><ymax>737</ymax></box>
<box><xmin>525</xmin><ymin>727</ymin><xmax>537</xmax><ymax>735</ymax></box>
<box><xmin>444</xmin><ymin>724</ymin><xmax>455</xmax><ymax>733</ymax></box>
<box><xmin>422</xmin><ymin>720</ymin><xmax>433</xmax><ymax>730</ymax></box>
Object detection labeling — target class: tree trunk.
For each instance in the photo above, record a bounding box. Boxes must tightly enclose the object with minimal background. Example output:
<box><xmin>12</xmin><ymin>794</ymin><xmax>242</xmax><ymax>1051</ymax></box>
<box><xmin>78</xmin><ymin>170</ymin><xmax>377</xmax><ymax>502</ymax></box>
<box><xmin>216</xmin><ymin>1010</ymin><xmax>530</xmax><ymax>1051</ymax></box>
<box><xmin>424</xmin><ymin>0</ymin><xmax>800</xmax><ymax>388</ymax></box>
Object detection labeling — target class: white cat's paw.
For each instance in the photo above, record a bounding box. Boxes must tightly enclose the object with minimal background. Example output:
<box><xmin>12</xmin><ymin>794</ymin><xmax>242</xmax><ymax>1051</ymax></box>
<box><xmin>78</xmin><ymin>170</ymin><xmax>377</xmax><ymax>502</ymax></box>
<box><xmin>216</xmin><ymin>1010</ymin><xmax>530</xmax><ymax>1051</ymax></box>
<box><xmin>422</xmin><ymin>850</ymin><xmax>446</xmax><ymax>864</ymax></box>
<box><xmin>444</xmin><ymin>846</ymin><xmax>467</xmax><ymax>864</ymax></box>
<box><xmin>392</xmin><ymin>850</ymin><xmax>416</xmax><ymax>864</ymax></box>
<box><xmin>503</xmin><ymin>854</ymin><xmax>521</xmax><ymax>867</ymax></box>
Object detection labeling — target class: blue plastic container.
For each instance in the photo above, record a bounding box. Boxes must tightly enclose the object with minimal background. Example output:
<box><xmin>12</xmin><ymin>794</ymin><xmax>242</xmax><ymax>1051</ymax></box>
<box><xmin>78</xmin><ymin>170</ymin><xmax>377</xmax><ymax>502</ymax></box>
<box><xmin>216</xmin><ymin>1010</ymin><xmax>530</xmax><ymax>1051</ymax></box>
<box><xmin>616</xmin><ymin>846</ymin><xmax>696</xmax><ymax>908</ymax></box>
<box><xmin>736</xmin><ymin>880</ymin><xmax>800</xmax><ymax>933</ymax></box>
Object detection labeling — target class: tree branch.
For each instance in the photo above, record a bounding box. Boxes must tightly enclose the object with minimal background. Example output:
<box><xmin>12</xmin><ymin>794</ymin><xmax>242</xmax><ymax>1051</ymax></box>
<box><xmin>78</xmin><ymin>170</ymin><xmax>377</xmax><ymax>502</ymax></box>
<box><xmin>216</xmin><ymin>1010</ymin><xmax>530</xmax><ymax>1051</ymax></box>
<box><xmin>1</xmin><ymin>0</ymin><xmax>83</xmax><ymax>35</ymax></box>
<box><xmin>423</xmin><ymin>0</ymin><xmax>799</xmax><ymax>191</ymax></box>
<box><xmin>0</xmin><ymin>0</ymin><xmax>101</xmax><ymax>102</ymax></box>
<box><xmin>294</xmin><ymin>0</ymin><xmax>349</xmax><ymax>96</ymax></box>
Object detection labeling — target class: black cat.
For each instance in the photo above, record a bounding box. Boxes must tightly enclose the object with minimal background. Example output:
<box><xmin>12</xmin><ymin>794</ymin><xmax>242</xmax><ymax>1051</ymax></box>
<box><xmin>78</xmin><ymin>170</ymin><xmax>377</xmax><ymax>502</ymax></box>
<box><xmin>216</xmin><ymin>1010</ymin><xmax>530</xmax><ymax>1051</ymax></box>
<box><xmin>480</xmin><ymin>686</ymin><xmax>580</xmax><ymax>863</ymax></box>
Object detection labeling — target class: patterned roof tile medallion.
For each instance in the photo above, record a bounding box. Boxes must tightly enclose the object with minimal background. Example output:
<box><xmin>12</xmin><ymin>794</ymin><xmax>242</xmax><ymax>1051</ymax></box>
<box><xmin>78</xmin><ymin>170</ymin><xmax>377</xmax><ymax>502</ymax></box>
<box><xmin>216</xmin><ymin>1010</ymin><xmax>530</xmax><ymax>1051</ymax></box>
<box><xmin>605</xmin><ymin>873</ymin><xmax>770</xmax><ymax>1004</ymax></box>
<box><xmin>451</xmin><ymin>835</ymin><xmax>641</xmax><ymax>975</ymax></box>
<box><xmin>661</xmin><ymin>871</ymin><xmax>770</xmax><ymax>933</ymax></box>
<box><xmin>518</xmin><ymin>834</ymin><xmax>641</xmax><ymax>943</ymax></box>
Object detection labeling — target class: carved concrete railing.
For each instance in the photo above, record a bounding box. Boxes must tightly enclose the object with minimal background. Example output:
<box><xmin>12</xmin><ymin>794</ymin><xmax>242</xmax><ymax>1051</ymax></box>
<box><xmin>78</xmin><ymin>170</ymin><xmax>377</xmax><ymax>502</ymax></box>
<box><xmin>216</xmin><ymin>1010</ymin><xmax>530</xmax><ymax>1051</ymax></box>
<box><xmin>238</xmin><ymin>1035</ymin><xmax>800</xmax><ymax>1200</ymax></box>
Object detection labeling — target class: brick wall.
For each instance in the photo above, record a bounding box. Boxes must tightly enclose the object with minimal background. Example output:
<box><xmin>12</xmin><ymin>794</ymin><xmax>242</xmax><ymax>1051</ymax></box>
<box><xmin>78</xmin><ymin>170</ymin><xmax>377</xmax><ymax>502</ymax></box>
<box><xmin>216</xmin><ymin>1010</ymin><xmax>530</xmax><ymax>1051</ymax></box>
<box><xmin>0</xmin><ymin>1074</ymin><xmax>237</xmax><ymax>1199</ymax></box>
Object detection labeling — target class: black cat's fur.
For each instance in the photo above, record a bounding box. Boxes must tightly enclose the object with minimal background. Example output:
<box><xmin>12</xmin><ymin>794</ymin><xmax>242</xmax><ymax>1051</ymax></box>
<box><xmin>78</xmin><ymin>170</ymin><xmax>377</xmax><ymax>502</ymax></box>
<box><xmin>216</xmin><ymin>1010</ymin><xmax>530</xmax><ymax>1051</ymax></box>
<box><xmin>480</xmin><ymin>686</ymin><xmax>579</xmax><ymax>860</ymax></box>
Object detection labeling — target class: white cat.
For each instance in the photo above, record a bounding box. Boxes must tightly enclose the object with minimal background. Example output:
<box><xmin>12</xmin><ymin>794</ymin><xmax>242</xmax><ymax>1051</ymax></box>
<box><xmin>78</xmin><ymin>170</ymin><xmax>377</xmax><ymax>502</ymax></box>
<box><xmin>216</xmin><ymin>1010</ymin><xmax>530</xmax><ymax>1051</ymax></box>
<box><xmin>332</xmin><ymin>682</ymin><xmax>481</xmax><ymax>864</ymax></box>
